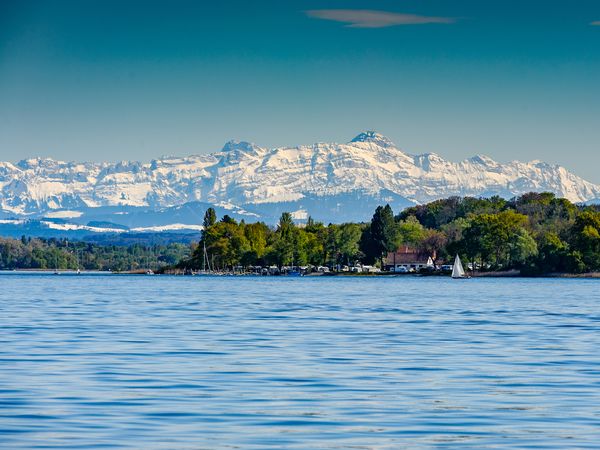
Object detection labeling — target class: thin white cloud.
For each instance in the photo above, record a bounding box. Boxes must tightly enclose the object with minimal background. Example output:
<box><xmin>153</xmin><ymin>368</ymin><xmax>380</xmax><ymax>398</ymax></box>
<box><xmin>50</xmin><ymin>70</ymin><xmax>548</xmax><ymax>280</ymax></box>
<box><xmin>591</xmin><ymin>21</ymin><xmax>600</xmax><ymax>26</ymax></box>
<box><xmin>305</xmin><ymin>9</ymin><xmax>456</xmax><ymax>28</ymax></box>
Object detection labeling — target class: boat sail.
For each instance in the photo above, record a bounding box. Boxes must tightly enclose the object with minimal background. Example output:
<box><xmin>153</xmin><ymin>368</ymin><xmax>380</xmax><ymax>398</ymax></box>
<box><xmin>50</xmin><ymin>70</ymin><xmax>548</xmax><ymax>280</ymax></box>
<box><xmin>198</xmin><ymin>241</ymin><xmax>212</xmax><ymax>275</ymax></box>
<box><xmin>451</xmin><ymin>255</ymin><xmax>469</xmax><ymax>279</ymax></box>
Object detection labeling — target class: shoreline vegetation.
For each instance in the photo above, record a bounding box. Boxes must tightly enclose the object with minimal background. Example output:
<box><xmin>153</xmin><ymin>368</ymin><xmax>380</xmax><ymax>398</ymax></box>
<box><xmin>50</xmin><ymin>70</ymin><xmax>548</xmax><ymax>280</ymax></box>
<box><xmin>173</xmin><ymin>191</ymin><xmax>600</xmax><ymax>278</ymax></box>
<box><xmin>4</xmin><ymin>268</ymin><xmax>600</xmax><ymax>279</ymax></box>
<box><xmin>0</xmin><ymin>238</ymin><xmax>190</xmax><ymax>273</ymax></box>
<box><xmin>1</xmin><ymin>192</ymin><xmax>600</xmax><ymax>278</ymax></box>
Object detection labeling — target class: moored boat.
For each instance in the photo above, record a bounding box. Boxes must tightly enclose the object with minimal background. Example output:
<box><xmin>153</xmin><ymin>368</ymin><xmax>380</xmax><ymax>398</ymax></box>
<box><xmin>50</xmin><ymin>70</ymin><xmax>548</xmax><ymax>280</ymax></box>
<box><xmin>451</xmin><ymin>255</ymin><xmax>470</xmax><ymax>279</ymax></box>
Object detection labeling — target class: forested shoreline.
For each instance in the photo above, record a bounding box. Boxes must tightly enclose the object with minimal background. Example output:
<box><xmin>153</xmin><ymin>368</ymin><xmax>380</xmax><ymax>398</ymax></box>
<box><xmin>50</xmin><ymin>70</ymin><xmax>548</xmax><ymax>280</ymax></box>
<box><xmin>0</xmin><ymin>237</ymin><xmax>190</xmax><ymax>272</ymax></box>
<box><xmin>2</xmin><ymin>192</ymin><xmax>600</xmax><ymax>275</ymax></box>
<box><xmin>181</xmin><ymin>192</ymin><xmax>600</xmax><ymax>276</ymax></box>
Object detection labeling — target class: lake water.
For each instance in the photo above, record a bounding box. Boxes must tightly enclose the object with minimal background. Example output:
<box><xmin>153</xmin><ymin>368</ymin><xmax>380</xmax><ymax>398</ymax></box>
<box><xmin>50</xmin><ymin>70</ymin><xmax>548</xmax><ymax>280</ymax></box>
<box><xmin>1</xmin><ymin>273</ymin><xmax>600</xmax><ymax>449</ymax></box>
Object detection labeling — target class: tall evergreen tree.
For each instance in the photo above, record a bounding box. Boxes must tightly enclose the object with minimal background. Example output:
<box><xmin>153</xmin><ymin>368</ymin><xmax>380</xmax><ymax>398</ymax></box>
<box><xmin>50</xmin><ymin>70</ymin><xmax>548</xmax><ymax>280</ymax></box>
<box><xmin>202</xmin><ymin>208</ymin><xmax>217</xmax><ymax>229</ymax></box>
<box><xmin>361</xmin><ymin>204</ymin><xmax>397</xmax><ymax>267</ymax></box>
<box><xmin>272</xmin><ymin>212</ymin><xmax>296</xmax><ymax>267</ymax></box>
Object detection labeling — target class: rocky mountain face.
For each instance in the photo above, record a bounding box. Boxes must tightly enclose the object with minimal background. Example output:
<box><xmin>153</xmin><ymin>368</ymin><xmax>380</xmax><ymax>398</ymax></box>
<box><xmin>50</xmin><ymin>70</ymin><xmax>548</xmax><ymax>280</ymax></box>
<box><xmin>1</xmin><ymin>132</ymin><xmax>599</xmax><ymax>225</ymax></box>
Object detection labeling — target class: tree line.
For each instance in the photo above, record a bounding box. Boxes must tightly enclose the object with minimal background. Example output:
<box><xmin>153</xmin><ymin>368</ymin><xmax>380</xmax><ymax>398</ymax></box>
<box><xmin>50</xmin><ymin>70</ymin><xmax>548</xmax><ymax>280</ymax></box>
<box><xmin>396</xmin><ymin>192</ymin><xmax>600</xmax><ymax>274</ymax></box>
<box><xmin>2</xmin><ymin>192</ymin><xmax>599</xmax><ymax>275</ymax></box>
<box><xmin>181</xmin><ymin>209</ymin><xmax>365</xmax><ymax>271</ymax></box>
<box><xmin>0</xmin><ymin>237</ymin><xmax>190</xmax><ymax>272</ymax></box>
<box><xmin>181</xmin><ymin>192</ymin><xmax>600</xmax><ymax>275</ymax></box>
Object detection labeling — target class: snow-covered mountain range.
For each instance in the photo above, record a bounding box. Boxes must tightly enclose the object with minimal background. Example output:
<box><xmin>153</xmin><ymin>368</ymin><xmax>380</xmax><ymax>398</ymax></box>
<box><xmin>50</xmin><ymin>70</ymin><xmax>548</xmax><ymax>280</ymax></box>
<box><xmin>1</xmin><ymin>131</ymin><xmax>599</xmax><ymax>228</ymax></box>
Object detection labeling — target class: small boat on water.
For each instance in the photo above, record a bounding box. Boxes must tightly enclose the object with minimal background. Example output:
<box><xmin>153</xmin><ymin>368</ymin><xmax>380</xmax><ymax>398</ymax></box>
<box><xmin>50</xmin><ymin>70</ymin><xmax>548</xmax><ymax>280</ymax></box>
<box><xmin>451</xmin><ymin>255</ymin><xmax>470</xmax><ymax>279</ymax></box>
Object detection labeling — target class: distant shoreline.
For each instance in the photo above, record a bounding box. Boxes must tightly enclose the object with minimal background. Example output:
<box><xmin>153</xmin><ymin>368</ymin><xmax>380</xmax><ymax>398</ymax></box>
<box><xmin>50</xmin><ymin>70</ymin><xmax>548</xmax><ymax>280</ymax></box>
<box><xmin>3</xmin><ymin>269</ymin><xmax>600</xmax><ymax>279</ymax></box>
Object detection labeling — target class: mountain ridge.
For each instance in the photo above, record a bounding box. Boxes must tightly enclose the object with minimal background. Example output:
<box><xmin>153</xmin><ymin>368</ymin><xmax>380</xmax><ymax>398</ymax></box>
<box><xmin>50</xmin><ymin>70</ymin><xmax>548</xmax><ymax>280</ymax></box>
<box><xmin>1</xmin><ymin>132</ymin><xmax>599</xmax><ymax>225</ymax></box>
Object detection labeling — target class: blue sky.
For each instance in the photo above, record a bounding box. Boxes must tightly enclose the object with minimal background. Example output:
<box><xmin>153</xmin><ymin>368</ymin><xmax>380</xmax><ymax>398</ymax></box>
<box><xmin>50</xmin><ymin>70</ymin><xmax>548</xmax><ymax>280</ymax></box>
<box><xmin>1</xmin><ymin>0</ymin><xmax>600</xmax><ymax>181</ymax></box>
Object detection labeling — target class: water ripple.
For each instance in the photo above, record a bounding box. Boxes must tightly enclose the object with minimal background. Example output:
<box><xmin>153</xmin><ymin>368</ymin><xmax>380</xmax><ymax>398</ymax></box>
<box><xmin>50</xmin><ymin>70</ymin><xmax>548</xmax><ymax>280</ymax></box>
<box><xmin>1</xmin><ymin>274</ymin><xmax>600</xmax><ymax>448</ymax></box>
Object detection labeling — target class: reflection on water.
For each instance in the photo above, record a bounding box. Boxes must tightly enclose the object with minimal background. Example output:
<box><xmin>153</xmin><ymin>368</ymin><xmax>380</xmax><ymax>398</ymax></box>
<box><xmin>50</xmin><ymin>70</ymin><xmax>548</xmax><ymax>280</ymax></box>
<box><xmin>1</xmin><ymin>274</ymin><xmax>600</xmax><ymax>448</ymax></box>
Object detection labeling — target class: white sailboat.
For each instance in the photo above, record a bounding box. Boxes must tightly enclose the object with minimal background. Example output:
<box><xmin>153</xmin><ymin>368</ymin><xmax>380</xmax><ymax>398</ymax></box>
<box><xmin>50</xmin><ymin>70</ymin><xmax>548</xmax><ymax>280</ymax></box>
<box><xmin>451</xmin><ymin>255</ymin><xmax>469</xmax><ymax>279</ymax></box>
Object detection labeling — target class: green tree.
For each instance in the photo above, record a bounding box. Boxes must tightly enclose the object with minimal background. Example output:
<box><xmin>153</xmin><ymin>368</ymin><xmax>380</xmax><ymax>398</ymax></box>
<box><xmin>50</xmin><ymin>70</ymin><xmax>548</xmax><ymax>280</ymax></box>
<box><xmin>220</xmin><ymin>214</ymin><xmax>236</xmax><ymax>224</ymax></box>
<box><xmin>202</xmin><ymin>207</ymin><xmax>217</xmax><ymax>229</ymax></box>
<box><xmin>522</xmin><ymin>232</ymin><xmax>568</xmax><ymax>275</ymax></box>
<box><xmin>270</xmin><ymin>212</ymin><xmax>297</xmax><ymax>267</ymax></box>
<box><xmin>508</xmin><ymin>228</ymin><xmax>538</xmax><ymax>266</ymax></box>
<box><xmin>461</xmin><ymin>210</ymin><xmax>529</xmax><ymax>268</ymax></box>
<box><xmin>303</xmin><ymin>229</ymin><xmax>325</xmax><ymax>266</ymax></box>
<box><xmin>201</xmin><ymin>220</ymin><xmax>249</xmax><ymax>269</ymax></box>
<box><xmin>570</xmin><ymin>211</ymin><xmax>600</xmax><ymax>271</ymax></box>
<box><xmin>360</xmin><ymin>204</ymin><xmax>397</xmax><ymax>267</ymax></box>
<box><xmin>244</xmin><ymin>222</ymin><xmax>269</xmax><ymax>263</ymax></box>
<box><xmin>397</xmin><ymin>215</ymin><xmax>425</xmax><ymax>247</ymax></box>
<box><xmin>337</xmin><ymin>223</ymin><xmax>364</xmax><ymax>266</ymax></box>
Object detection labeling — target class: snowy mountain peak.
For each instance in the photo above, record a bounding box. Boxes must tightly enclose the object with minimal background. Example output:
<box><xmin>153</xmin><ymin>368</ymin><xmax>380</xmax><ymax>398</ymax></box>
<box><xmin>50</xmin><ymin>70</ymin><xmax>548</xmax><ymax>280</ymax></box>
<box><xmin>468</xmin><ymin>154</ymin><xmax>498</xmax><ymax>166</ymax></box>
<box><xmin>0</xmin><ymin>161</ymin><xmax>19</xmax><ymax>174</ymax></box>
<box><xmin>221</xmin><ymin>140</ymin><xmax>261</xmax><ymax>154</ymax></box>
<box><xmin>1</xmin><ymin>134</ymin><xmax>599</xmax><ymax>223</ymax></box>
<box><xmin>17</xmin><ymin>157</ymin><xmax>62</xmax><ymax>170</ymax></box>
<box><xmin>350</xmin><ymin>131</ymin><xmax>395</xmax><ymax>147</ymax></box>
<box><xmin>414</xmin><ymin>153</ymin><xmax>446</xmax><ymax>171</ymax></box>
